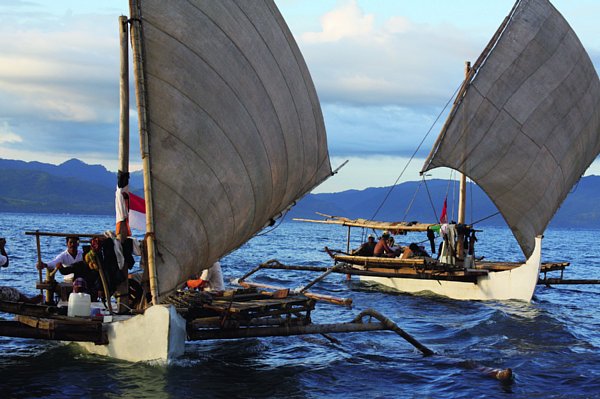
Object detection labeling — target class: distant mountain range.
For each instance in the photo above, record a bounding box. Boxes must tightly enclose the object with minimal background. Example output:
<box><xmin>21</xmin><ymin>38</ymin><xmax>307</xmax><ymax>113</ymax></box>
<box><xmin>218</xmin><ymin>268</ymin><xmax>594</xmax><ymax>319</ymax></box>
<box><xmin>0</xmin><ymin>158</ymin><xmax>143</xmax><ymax>215</ymax></box>
<box><xmin>1</xmin><ymin>158</ymin><xmax>599</xmax><ymax>228</ymax></box>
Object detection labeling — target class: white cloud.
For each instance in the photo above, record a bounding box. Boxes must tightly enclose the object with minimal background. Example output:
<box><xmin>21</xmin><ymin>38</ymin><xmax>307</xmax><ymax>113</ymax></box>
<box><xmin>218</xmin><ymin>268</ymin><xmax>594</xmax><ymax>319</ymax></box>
<box><xmin>302</xmin><ymin>0</ymin><xmax>374</xmax><ymax>43</ymax></box>
<box><xmin>0</xmin><ymin>121</ymin><xmax>22</xmax><ymax>144</ymax></box>
<box><xmin>0</xmin><ymin>10</ymin><xmax>118</xmax><ymax>125</ymax></box>
<box><xmin>298</xmin><ymin>2</ymin><xmax>474</xmax><ymax>109</ymax></box>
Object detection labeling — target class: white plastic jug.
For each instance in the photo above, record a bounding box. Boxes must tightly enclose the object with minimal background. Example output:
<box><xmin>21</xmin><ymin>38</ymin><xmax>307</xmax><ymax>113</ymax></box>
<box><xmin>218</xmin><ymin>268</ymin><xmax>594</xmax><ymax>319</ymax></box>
<box><xmin>67</xmin><ymin>292</ymin><xmax>91</xmax><ymax>317</ymax></box>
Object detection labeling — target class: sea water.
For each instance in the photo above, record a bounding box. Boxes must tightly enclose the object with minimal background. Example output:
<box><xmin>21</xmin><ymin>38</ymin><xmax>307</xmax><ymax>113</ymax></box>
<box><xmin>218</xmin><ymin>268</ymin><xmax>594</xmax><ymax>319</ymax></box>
<box><xmin>0</xmin><ymin>212</ymin><xmax>599</xmax><ymax>398</ymax></box>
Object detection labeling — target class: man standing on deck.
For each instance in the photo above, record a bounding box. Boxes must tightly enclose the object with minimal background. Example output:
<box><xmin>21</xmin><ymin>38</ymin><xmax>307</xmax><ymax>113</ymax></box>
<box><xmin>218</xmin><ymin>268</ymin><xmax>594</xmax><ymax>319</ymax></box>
<box><xmin>36</xmin><ymin>236</ymin><xmax>83</xmax><ymax>282</ymax></box>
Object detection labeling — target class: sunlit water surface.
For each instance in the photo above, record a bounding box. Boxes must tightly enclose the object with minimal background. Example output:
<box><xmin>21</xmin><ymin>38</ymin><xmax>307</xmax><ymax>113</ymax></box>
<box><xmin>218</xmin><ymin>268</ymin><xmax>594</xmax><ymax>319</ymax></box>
<box><xmin>0</xmin><ymin>213</ymin><xmax>599</xmax><ymax>398</ymax></box>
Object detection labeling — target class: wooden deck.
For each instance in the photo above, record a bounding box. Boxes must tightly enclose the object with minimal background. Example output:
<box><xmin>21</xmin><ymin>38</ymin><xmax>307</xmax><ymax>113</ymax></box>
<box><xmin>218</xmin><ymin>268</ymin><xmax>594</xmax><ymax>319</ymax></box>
<box><xmin>330</xmin><ymin>252</ymin><xmax>572</xmax><ymax>283</ymax></box>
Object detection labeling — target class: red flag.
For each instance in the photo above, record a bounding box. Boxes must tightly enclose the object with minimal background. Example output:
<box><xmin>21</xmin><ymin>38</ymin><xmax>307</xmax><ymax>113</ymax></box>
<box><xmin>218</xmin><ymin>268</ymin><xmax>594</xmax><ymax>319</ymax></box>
<box><xmin>440</xmin><ymin>198</ymin><xmax>448</xmax><ymax>224</ymax></box>
<box><xmin>128</xmin><ymin>192</ymin><xmax>146</xmax><ymax>232</ymax></box>
<box><xmin>116</xmin><ymin>187</ymin><xmax>146</xmax><ymax>235</ymax></box>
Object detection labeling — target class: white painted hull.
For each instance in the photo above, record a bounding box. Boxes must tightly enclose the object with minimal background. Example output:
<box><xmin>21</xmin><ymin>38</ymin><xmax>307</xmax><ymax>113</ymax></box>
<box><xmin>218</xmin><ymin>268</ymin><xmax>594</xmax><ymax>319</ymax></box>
<box><xmin>359</xmin><ymin>237</ymin><xmax>543</xmax><ymax>302</ymax></box>
<box><xmin>76</xmin><ymin>304</ymin><xmax>187</xmax><ymax>363</ymax></box>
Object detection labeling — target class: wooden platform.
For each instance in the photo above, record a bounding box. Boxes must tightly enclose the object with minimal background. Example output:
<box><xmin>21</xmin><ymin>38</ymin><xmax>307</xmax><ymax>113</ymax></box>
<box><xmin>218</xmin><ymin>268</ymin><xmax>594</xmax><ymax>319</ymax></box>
<box><xmin>163</xmin><ymin>288</ymin><xmax>316</xmax><ymax>331</ymax></box>
<box><xmin>0</xmin><ymin>300</ymin><xmax>106</xmax><ymax>343</ymax></box>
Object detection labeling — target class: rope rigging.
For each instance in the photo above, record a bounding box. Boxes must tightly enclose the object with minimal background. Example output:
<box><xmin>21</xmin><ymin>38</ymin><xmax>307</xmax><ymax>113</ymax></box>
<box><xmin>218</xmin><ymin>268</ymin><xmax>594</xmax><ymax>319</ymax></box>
<box><xmin>368</xmin><ymin>81</ymin><xmax>462</xmax><ymax>223</ymax></box>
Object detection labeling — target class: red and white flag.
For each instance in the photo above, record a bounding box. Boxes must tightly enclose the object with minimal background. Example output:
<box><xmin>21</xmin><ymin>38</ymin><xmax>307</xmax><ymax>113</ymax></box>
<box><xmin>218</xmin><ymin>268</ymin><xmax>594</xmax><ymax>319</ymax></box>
<box><xmin>116</xmin><ymin>187</ymin><xmax>146</xmax><ymax>235</ymax></box>
<box><xmin>439</xmin><ymin>198</ymin><xmax>448</xmax><ymax>224</ymax></box>
<box><xmin>128</xmin><ymin>192</ymin><xmax>146</xmax><ymax>232</ymax></box>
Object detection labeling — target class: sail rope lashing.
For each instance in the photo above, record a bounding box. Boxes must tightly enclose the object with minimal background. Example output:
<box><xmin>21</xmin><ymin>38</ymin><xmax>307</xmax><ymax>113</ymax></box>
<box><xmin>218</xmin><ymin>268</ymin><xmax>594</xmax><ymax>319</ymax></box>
<box><xmin>470</xmin><ymin>212</ymin><xmax>500</xmax><ymax>226</ymax></box>
<box><xmin>368</xmin><ymin>81</ymin><xmax>463</xmax><ymax>221</ymax></box>
<box><xmin>256</xmin><ymin>210</ymin><xmax>289</xmax><ymax>236</ymax></box>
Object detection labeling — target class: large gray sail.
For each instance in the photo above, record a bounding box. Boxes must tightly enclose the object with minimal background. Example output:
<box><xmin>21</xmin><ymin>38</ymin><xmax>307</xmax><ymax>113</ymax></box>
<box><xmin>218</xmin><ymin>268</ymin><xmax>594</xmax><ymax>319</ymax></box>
<box><xmin>422</xmin><ymin>0</ymin><xmax>600</xmax><ymax>258</ymax></box>
<box><xmin>129</xmin><ymin>0</ymin><xmax>331</xmax><ymax>297</ymax></box>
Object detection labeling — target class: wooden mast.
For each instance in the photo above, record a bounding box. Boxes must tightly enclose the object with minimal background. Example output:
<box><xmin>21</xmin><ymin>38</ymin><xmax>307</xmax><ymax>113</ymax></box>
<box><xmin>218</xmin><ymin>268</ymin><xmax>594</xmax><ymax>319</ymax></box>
<box><xmin>118</xmin><ymin>15</ymin><xmax>129</xmax><ymax>192</ymax></box>
<box><xmin>129</xmin><ymin>3</ymin><xmax>160</xmax><ymax>305</ymax></box>
<box><xmin>116</xmin><ymin>15</ymin><xmax>130</xmax><ymax>312</ymax></box>
<box><xmin>456</xmin><ymin>61</ymin><xmax>470</xmax><ymax>259</ymax></box>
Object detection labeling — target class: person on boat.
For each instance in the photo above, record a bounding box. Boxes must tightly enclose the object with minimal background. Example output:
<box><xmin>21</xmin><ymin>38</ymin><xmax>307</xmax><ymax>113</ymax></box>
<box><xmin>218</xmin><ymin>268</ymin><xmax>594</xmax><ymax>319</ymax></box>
<box><xmin>0</xmin><ymin>237</ymin><xmax>8</xmax><ymax>268</ymax></box>
<box><xmin>186</xmin><ymin>261</ymin><xmax>225</xmax><ymax>292</ymax></box>
<box><xmin>36</xmin><ymin>235</ymin><xmax>83</xmax><ymax>282</ymax></box>
<box><xmin>0</xmin><ymin>237</ymin><xmax>42</xmax><ymax>303</ymax></box>
<box><xmin>352</xmin><ymin>234</ymin><xmax>376</xmax><ymax>256</ymax></box>
<box><xmin>387</xmin><ymin>236</ymin><xmax>403</xmax><ymax>253</ymax></box>
<box><xmin>52</xmin><ymin>248</ymin><xmax>102</xmax><ymax>301</ymax></box>
<box><xmin>373</xmin><ymin>232</ymin><xmax>400</xmax><ymax>257</ymax></box>
<box><xmin>401</xmin><ymin>243</ymin><xmax>430</xmax><ymax>259</ymax></box>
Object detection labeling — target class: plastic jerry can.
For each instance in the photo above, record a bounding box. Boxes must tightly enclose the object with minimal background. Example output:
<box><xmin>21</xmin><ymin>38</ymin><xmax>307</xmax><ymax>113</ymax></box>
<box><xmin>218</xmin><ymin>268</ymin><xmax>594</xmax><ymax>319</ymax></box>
<box><xmin>67</xmin><ymin>292</ymin><xmax>91</xmax><ymax>317</ymax></box>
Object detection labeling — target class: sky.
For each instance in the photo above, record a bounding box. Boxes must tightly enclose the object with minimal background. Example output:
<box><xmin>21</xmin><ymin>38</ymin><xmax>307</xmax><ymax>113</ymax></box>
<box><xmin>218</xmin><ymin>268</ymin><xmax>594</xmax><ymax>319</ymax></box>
<box><xmin>0</xmin><ymin>0</ymin><xmax>599</xmax><ymax>193</ymax></box>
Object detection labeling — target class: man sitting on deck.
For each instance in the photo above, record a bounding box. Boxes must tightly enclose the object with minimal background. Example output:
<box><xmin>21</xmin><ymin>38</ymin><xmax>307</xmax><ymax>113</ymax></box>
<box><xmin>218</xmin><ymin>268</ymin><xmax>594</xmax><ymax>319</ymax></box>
<box><xmin>36</xmin><ymin>236</ymin><xmax>83</xmax><ymax>282</ymax></box>
<box><xmin>373</xmin><ymin>232</ymin><xmax>401</xmax><ymax>257</ymax></box>
<box><xmin>352</xmin><ymin>234</ymin><xmax>376</xmax><ymax>256</ymax></box>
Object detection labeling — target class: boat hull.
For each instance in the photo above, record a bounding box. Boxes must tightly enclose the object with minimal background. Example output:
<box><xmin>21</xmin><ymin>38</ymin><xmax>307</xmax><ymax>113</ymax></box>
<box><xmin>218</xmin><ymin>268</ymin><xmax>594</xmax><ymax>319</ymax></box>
<box><xmin>76</xmin><ymin>304</ymin><xmax>186</xmax><ymax>363</ymax></box>
<box><xmin>359</xmin><ymin>237</ymin><xmax>543</xmax><ymax>301</ymax></box>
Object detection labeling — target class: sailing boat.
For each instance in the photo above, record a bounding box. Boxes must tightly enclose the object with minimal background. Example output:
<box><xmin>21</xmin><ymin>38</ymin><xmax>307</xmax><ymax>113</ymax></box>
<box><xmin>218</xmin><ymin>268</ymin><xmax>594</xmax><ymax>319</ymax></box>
<box><xmin>0</xmin><ymin>0</ymin><xmax>333</xmax><ymax>362</ymax></box>
<box><xmin>82</xmin><ymin>0</ymin><xmax>334</xmax><ymax>360</ymax></box>
<box><xmin>295</xmin><ymin>0</ymin><xmax>600</xmax><ymax>301</ymax></box>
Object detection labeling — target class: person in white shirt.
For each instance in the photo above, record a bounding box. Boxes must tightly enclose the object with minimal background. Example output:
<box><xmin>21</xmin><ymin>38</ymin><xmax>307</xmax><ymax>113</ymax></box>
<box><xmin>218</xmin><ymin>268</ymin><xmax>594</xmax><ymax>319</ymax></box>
<box><xmin>36</xmin><ymin>236</ymin><xmax>83</xmax><ymax>282</ymax></box>
<box><xmin>186</xmin><ymin>261</ymin><xmax>225</xmax><ymax>292</ymax></box>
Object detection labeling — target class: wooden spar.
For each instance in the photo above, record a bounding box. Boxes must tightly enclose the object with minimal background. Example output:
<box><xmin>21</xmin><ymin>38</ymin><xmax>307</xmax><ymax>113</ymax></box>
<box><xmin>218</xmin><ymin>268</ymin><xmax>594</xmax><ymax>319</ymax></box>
<box><xmin>237</xmin><ymin>280</ymin><xmax>352</xmax><ymax>306</ymax></box>
<box><xmin>244</xmin><ymin>259</ymin><xmax>483</xmax><ymax>282</ymax></box>
<box><xmin>293</xmin><ymin>216</ymin><xmax>435</xmax><ymax>232</ymax></box>
<box><xmin>93</xmin><ymin>253</ymin><xmax>115</xmax><ymax>315</ymax></box>
<box><xmin>189</xmin><ymin>321</ymin><xmax>391</xmax><ymax>340</ymax></box>
<box><xmin>34</xmin><ymin>231</ymin><xmax>44</xmax><ymax>299</ymax></box>
<box><xmin>0</xmin><ymin>320</ymin><xmax>106</xmax><ymax>343</ymax></box>
<box><xmin>538</xmin><ymin>278</ymin><xmax>600</xmax><ymax>285</ymax></box>
<box><xmin>129</xmin><ymin>4</ymin><xmax>159</xmax><ymax>305</ymax></box>
<box><xmin>188</xmin><ymin>307</ymin><xmax>434</xmax><ymax>356</ymax></box>
<box><xmin>456</xmin><ymin>61</ymin><xmax>470</xmax><ymax>259</ymax></box>
<box><xmin>299</xmin><ymin>264</ymin><xmax>342</xmax><ymax>293</ymax></box>
<box><xmin>25</xmin><ymin>231</ymin><xmax>104</xmax><ymax>239</ymax></box>
<box><xmin>346</xmin><ymin>226</ymin><xmax>351</xmax><ymax>253</ymax></box>
<box><xmin>118</xmin><ymin>15</ymin><xmax>129</xmax><ymax>181</ymax></box>
<box><xmin>115</xmin><ymin>15</ymin><xmax>130</xmax><ymax>313</ymax></box>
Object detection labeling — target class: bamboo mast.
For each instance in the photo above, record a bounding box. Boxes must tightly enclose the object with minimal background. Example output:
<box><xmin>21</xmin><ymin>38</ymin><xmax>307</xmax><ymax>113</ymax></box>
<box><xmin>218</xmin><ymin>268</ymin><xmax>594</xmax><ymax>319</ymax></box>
<box><xmin>118</xmin><ymin>15</ymin><xmax>129</xmax><ymax>191</ymax></box>
<box><xmin>129</xmin><ymin>2</ymin><xmax>160</xmax><ymax>305</ymax></box>
<box><xmin>116</xmin><ymin>15</ymin><xmax>130</xmax><ymax>312</ymax></box>
<box><xmin>456</xmin><ymin>61</ymin><xmax>470</xmax><ymax>259</ymax></box>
